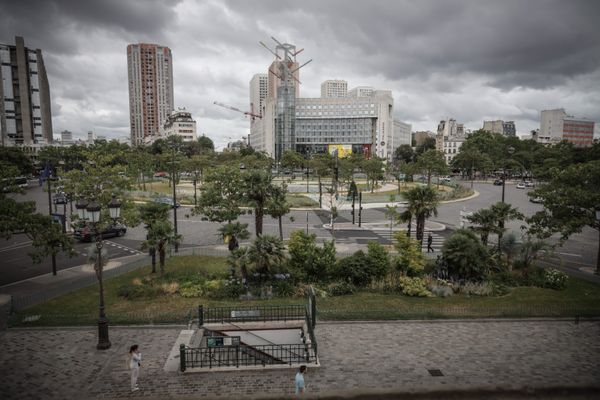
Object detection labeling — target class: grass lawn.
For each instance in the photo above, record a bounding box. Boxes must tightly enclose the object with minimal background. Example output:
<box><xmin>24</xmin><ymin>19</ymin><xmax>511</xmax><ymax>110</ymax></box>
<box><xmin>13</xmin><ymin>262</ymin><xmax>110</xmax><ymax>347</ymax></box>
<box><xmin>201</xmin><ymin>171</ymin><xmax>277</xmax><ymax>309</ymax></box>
<box><xmin>11</xmin><ymin>255</ymin><xmax>600</xmax><ymax>327</ymax></box>
<box><xmin>286</xmin><ymin>194</ymin><xmax>319</xmax><ymax>208</ymax></box>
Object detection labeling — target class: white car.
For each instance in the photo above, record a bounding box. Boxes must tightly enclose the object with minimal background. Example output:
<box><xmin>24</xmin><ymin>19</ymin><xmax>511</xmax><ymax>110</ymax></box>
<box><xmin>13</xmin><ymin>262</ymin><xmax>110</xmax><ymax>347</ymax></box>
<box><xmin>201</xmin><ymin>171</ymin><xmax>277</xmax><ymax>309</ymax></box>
<box><xmin>516</xmin><ymin>183</ymin><xmax>526</xmax><ymax>189</ymax></box>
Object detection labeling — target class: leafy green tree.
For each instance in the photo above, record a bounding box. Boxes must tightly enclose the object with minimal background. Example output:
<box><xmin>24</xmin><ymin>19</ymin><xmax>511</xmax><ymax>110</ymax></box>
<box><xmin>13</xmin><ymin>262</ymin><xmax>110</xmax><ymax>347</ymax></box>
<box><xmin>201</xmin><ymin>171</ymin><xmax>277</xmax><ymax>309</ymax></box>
<box><xmin>287</xmin><ymin>230</ymin><xmax>336</xmax><ymax>283</ymax></box>
<box><xmin>334</xmin><ymin>247</ymin><xmax>388</xmax><ymax>287</ymax></box>
<box><xmin>309</xmin><ymin>153</ymin><xmax>332</xmax><ymax>207</ymax></box>
<box><xmin>415</xmin><ymin>137</ymin><xmax>436</xmax><ymax>156</ymax></box>
<box><xmin>362</xmin><ymin>156</ymin><xmax>385</xmax><ymax>192</ymax></box>
<box><xmin>527</xmin><ymin>160</ymin><xmax>600</xmax><ymax>274</ymax></box>
<box><xmin>393</xmin><ymin>232</ymin><xmax>425</xmax><ymax>276</ymax></box>
<box><xmin>195</xmin><ymin>165</ymin><xmax>244</xmax><ymax>223</ymax></box>
<box><xmin>416</xmin><ymin>149</ymin><xmax>448</xmax><ymax>185</ymax></box>
<box><xmin>280</xmin><ymin>150</ymin><xmax>304</xmax><ymax>178</ymax></box>
<box><xmin>404</xmin><ymin>185</ymin><xmax>439</xmax><ymax>246</ymax></box>
<box><xmin>442</xmin><ymin>229</ymin><xmax>489</xmax><ymax>280</ymax></box>
<box><xmin>0</xmin><ymin>146</ymin><xmax>33</xmax><ymax>174</ymax></box>
<box><xmin>248</xmin><ymin>234</ymin><xmax>286</xmax><ymax>275</ymax></box>
<box><xmin>394</xmin><ymin>144</ymin><xmax>415</xmax><ymax>163</ymax></box>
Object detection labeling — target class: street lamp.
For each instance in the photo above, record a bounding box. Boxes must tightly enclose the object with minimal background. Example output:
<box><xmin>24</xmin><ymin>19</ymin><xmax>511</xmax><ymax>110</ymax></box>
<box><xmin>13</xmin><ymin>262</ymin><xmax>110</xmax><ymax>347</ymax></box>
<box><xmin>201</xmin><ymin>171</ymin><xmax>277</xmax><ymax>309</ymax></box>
<box><xmin>78</xmin><ymin>196</ymin><xmax>121</xmax><ymax>350</ymax></box>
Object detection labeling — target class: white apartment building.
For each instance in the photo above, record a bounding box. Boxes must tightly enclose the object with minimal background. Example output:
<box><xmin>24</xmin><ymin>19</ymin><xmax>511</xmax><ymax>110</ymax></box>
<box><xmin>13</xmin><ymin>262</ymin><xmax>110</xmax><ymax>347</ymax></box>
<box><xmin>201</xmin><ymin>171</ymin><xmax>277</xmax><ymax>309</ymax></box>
<box><xmin>348</xmin><ymin>86</ymin><xmax>374</xmax><ymax>98</ymax></box>
<box><xmin>127</xmin><ymin>43</ymin><xmax>174</xmax><ymax>146</ymax></box>
<box><xmin>539</xmin><ymin>108</ymin><xmax>595</xmax><ymax>147</ymax></box>
<box><xmin>162</xmin><ymin>108</ymin><xmax>197</xmax><ymax>142</ymax></box>
<box><xmin>483</xmin><ymin>120</ymin><xmax>516</xmax><ymax>136</ymax></box>
<box><xmin>250</xmin><ymin>74</ymin><xmax>268</xmax><ymax>117</ymax></box>
<box><xmin>391</xmin><ymin>120</ymin><xmax>412</xmax><ymax>154</ymax></box>
<box><xmin>60</xmin><ymin>130</ymin><xmax>73</xmax><ymax>145</ymax></box>
<box><xmin>320</xmin><ymin>80</ymin><xmax>348</xmax><ymax>98</ymax></box>
<box><xmin>436</xmin><ymin>118</ymin><xmax>465</xmax><ymax>164</ymax></box>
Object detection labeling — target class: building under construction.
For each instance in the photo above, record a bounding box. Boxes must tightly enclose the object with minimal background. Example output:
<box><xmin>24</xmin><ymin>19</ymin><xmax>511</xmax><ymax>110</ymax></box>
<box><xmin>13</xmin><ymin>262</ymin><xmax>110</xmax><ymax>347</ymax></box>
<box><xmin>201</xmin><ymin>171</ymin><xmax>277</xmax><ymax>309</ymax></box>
<box><xmin>248</xmin><ymin>38</ymin><xmax>405</xmax><ymax>160</ymax></box>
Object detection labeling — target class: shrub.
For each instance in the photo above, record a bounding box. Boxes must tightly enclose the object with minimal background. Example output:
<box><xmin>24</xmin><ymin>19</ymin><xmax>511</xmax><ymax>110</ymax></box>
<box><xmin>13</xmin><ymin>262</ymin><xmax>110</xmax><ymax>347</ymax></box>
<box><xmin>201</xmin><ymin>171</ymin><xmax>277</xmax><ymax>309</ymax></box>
<box><xmin>179</xmin><ymin>281</ymin><xmax>204</xmax><ymax>298</ymax></box>
<box><xmin>271</xmin><ymin>279</ymin><xmax>295</xmax><ymax>297</ymax></box>
<box><xmin>117</xmin><ymin>284</ymin><xmax>164</xmax><ymax>300</ymax></box>
<box><xmin>393</xmin><ymin>233</ymin><xmax>425</xmax><ymax>277</ymax></box>
<box><xmin>541</xmin><ymin>268</ymin><xmax>568</xmax><ymax>290</ymax></box>
<box><xmin>334</xmin><ymin>251</ymin><xmax>373</xmax><ymax>287</ymax></box>
<box><xmin>366</xmin><ymin>242</ymin><xmax>390</xmax><ymax>281</ymax></box>
<box><xmin>327</xmin><ymin>281</ymin><xmax>356</xmax><ymax>296</ymax></box>
<box><xmin>457</xmin><ymin>281</ymin><xmax>509</xmax><ymax>296</ymax></box>
<box><xmin>429</xmin><ymin>285</ymin><xmax>453</xmax><ymax>297</ymax></box>
<box><xmin>397</xmin><ymin>276</ymin><xmax>432</xmax><ymax>297</ymax></box>
<box><xmin>442</xmin><ymin>229</ymin><xmax>489</xmax><ymax>280</ymax></box>
<box><xmin>208</xmin><ymin>279</ymin><xmax>245</xmax><ymax>299</ymax></box>
<box><xmin>287</xmin><ymin>230</ymin><xmax>336</xmax><ymax>283</ymax></box>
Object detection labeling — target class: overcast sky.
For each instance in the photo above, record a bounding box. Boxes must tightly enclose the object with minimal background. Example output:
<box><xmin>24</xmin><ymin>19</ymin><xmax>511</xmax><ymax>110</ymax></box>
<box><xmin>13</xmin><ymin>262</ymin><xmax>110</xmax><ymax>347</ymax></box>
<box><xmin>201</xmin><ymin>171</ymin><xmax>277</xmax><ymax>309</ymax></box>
<box><xmin>2</xmin><ymin>0</ymin><xmax>599</xmax><ymax>148</ymax></box>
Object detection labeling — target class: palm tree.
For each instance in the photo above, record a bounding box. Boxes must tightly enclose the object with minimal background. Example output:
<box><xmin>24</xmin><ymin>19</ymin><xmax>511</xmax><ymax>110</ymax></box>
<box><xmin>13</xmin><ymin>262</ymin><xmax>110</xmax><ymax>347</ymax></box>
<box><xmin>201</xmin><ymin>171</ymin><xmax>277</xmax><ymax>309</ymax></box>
<box><xmin>466</xmin><ymin>208</ymin><xmax>500</xmax><ymax>246</ymax></box>
<box><xmin>398</xmin><ymin>210</ymin><xmax>412</xmax><ymax>237</ymax></box>
<box><xmin>243</xmin><ymin>169</ymin><xmax>277</xmax><ymax>237</ymax></box>
<box><xmin>498</xmin><ymin>232</ymin><xmax>520</xmax><ymax>271</ymax></box>
<box><xmin>227</xmin><ymin>246</ymin><xmax>251</xmax><ymax>283</ymax></box>
<box><xmin>519</xmin><ymin>236</ymin><xmax>554</xmax><ymax>275</ymax></box>
<box><xmin>266</xmin><ymin>183</ymin><xmax>290</xmax><ymax>240</ymax></box>
<box><xmin>404</xmin><ymin>185</ymin><xmax>439</xmax><ymax>247</ymax></box>
<box><xmin>141</xmin><ymin>220</ymin><xmax>181</xmax><ymax>276</ymax></box>
<box><xmin>139</xmin><ymin>202</ymin><xmax>170</xmax><ymax>273</ymax></box>
<box><xmin>218</xmin><ymin>221</ymin><xmax>250</xmax><ymax>252</ymax></box>
<box><xmin>248</xmin><ymin>235</ymin><xmax>285</xmax><ymax>275</ymax></box>
<box><xmin>490</xmin><ymin>202</ymin><xmax>523</xmax><ymax>243</ymax></box>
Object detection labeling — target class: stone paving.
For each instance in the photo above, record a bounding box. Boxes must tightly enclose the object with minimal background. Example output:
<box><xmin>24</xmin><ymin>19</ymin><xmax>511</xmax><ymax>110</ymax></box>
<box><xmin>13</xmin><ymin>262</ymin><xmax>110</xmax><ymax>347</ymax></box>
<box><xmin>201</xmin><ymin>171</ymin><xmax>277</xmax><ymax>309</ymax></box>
<box><xmin>1</xmin><ymin>320</ymin><xmax>599</xmax><ymax>399</ymax></box>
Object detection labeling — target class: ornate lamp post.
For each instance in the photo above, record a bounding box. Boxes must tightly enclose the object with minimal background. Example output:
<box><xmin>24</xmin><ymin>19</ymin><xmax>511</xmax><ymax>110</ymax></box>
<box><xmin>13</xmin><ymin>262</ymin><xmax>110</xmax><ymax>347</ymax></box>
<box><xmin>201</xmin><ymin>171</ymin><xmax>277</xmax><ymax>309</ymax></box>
<box><xmin>76</xmin><ymin>196</ymin><xmax>121</xmax><ymax>350</ymax></box>
<box><xmin>501</xmin><ymin>146</ymin><xmax>515</xmax><ymax>204</ymax></box>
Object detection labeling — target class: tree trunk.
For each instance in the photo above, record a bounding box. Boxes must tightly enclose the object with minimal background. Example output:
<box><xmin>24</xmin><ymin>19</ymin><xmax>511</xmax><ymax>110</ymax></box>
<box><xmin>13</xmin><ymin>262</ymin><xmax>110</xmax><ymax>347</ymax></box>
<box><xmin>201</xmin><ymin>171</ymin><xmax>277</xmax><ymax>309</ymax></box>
<box><xmin>427</xmin><ymin>171</ymin><xmax>432</xmax><ymax>185</ymax></box>
<box><xmin>278</xmin><ymin>216</ymin><xmax>283</xmax><ymax>240</ymax></box>
<box><xmin>416</xmin><ymin>215</ymin><xmax>425</xmax><ymax>249</ymax></box>
<box><xmin>159</xmin><ymin>241</ymin><xmax>166</xmax><ymax>276</ymax></box>
<box><xmin>255</xmin><ymin>203</ymin><xmax>264</xmax><ymax>237</ymax></box>
<box><xmin>141</xmin><ymin>172</ymin><xmax>146</xmax><ymax>191</ymax></box>
<box><xmin>596</xmin><ymin>228</ymin><xmax>600</xmax><ymax>275</ymax></box>
<box><xmin>150</xmin><ymin>247</ymin><xmax>156</xmax><ymax>273</ymax></box>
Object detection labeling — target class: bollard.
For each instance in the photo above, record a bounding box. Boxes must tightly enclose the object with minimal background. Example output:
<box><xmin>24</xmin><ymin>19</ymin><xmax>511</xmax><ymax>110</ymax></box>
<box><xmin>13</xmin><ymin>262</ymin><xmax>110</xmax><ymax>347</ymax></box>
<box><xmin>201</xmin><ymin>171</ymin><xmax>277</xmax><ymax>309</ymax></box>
<box><xmin>179</xmin><ymin>344</ymin><xmax>186</xmax><ymax>372</ymax></box>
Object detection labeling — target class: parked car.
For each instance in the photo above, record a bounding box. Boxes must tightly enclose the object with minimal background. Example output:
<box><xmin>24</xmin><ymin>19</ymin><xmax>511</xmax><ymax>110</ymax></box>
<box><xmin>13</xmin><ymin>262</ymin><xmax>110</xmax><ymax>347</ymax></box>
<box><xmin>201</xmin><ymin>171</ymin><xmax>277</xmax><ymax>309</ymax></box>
<box><xmin>153</xmin><ymin>197</ymin><xmax>180</xmax><ymax>208</ymax></box>
<box><xmin>525</xmin><ymin>181</ymin><xmax>535</xmax><ymax>188</ymax></box>
<box><xmin>529</xmin><ymin>196</ymin><xmax>543</xmax><ymax>203</ymax></box>
<box><xmin>74</xmin><ymin>223</ymin><xmax>127</xmax><ymax>242</ymax></box>
<box><xmin>516</xmin><ymin>183</ymin><xmax>526</xmax><ymax>189</ymax></box>
<box><xmin>493</xmin><ymin>179</ymin><xmax>503</xmax><ymax>186</ymax></box>
<box><xmin>53</xmin><ymin>193</ymin><xmax>68</xmax><ymax>205</ymax></box>
<box><xmin>153</xmin><ymin>171</ymin><xmax>169</xmax><ymax>178</ymax></box>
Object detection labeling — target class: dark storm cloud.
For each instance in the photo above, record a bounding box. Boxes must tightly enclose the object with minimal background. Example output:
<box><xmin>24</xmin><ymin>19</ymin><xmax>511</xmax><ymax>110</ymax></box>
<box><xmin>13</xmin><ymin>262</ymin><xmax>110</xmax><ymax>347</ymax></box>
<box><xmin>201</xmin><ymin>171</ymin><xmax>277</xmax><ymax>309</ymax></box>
<box><xmin>1</xmin><ymin>0</ymin><xmax>599</xmax><ymax>142</ymax></box>
<box><xmin>0</xmin><ymin>0</ymin><xmax>180</xmax><ymax>53</ymax></box>
<box><xmin>223</xmin><ymin>0</ymin><xmax>600</xmax><ymax>90</ymax></box>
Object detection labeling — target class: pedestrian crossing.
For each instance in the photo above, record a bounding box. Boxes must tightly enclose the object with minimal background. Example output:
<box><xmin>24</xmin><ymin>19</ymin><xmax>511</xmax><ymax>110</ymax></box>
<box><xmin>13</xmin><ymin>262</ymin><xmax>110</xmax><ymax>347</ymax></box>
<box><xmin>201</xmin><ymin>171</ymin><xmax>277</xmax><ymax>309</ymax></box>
<box><xmin>375</xmin><ymin>230</ymin><xmax>445</xmax><ymax>252</ymax></box>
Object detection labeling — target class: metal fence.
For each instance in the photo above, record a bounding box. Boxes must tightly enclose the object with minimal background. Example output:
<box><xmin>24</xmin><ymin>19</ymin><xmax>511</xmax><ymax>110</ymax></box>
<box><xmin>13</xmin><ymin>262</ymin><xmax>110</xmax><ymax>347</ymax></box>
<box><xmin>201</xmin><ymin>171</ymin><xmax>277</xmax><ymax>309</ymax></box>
<box><xmin>180</xmin><ymin>342</ymin><xmax>317</xmax><ymax>371</ymax></box>
<box><xmin>199</xmin><ymin>304</ymin><xmax>307</xmax><ymax>325</ymax></box>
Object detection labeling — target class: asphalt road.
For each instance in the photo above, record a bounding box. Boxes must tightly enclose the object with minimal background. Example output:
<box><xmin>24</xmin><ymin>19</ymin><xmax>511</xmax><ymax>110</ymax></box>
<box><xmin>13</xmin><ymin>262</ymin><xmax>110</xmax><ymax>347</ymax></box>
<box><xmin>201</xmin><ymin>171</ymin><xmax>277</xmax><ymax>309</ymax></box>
<box><xmin>1</xmin><ymin>179</ymin><xmax>597</xmax><ymax>286</ymax></box>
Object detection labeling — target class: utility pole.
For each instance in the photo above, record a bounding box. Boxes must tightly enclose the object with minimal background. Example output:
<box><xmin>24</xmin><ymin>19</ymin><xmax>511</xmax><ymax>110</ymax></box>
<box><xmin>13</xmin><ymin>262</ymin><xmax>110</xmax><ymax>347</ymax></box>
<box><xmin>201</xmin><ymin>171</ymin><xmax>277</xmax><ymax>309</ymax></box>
<box><xmin>351</xmin><ymin>191</ymin><xmax>356</xmax><ymax>225</ymax></box>
<box><xmin>46</xmin><ymin>169</ymin><xmax>57</xmax><ymax>276</ymax></box>
<box><xmin>358</xmin><ymin>191</ymin><xmax>363</xmax><ymax>227</ymax></box>
<box><xmin>171</xmin><ymin>141</ymin><xmax>179</xmax><ymax>252</ymax></box>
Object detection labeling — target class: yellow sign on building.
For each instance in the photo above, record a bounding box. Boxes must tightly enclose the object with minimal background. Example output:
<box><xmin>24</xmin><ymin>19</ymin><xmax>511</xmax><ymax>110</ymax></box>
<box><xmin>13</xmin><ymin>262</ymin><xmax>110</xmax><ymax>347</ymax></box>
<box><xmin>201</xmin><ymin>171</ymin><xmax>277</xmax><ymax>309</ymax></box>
<box><xmin>328</xmin><ymin>144</ymin><xmax>352</xmax><ymax>158</ymax></box>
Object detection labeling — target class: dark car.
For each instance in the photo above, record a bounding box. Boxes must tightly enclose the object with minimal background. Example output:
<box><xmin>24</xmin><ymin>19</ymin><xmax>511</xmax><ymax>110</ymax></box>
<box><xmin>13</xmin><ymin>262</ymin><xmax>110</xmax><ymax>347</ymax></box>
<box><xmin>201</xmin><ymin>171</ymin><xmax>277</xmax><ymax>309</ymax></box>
<box><xmin>73</xmin><ymin>224</ymin><xmax>127</xmax><ymax>242</ymax></box>
<box><xmin>493</xmin><ymin>179</ymin><xmax>503</xmax><ymax>186</ymax></box>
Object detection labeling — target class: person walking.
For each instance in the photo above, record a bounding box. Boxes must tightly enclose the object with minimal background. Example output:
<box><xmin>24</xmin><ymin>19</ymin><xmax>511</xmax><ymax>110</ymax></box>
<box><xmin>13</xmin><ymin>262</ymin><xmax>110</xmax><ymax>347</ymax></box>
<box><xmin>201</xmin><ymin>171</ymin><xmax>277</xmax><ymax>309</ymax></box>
<box><xmin>128</xmin><ymin>345</ymin><xmax>142</xmax><ymax>392</ymax></box>
<box><xmin>295</xmin><ymin>365</ymin><xmax>307</xmax><ymax>397</ymax></box>
<box><xmin>427</xmin><ymin>233</ymin><xmax>434</xmax><ymax>253</ymax></box>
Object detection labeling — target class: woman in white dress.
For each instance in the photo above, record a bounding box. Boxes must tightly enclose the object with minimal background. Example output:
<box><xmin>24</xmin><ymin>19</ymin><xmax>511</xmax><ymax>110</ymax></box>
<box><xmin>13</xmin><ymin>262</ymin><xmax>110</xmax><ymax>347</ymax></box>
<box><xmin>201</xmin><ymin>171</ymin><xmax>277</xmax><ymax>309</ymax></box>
<box><xmin>128</xmin><ymin>345</ymin><xmax>142</xmax><ymax>392</ymax></box>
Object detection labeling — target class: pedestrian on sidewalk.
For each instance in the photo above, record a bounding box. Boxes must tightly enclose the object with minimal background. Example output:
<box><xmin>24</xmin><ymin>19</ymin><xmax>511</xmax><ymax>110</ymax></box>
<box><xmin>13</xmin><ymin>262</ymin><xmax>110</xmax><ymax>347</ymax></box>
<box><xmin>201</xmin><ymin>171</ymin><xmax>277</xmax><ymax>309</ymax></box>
<box><xmin>295</xmin><ymin>365</ymin><xmax>307</xmax><ymax>397</ymax></box>
<box><xmin>427</xmin><ymin>233</ymin><xmax>434</xmax><ymax>253</ymax></box>
<box><xmin>128</xmin><ymin>345</ymin><xmax>142</xmax><ymax>392</ymax></box>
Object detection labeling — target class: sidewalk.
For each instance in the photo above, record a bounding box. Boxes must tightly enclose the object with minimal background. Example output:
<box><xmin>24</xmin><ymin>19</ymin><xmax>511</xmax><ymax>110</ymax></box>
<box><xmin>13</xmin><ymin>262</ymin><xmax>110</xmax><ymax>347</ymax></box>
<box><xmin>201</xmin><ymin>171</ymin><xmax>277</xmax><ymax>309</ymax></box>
<box><xmin>0</xmin><ymin>320</ymin><xmax>598</xmax><ymax>399</ymax></box>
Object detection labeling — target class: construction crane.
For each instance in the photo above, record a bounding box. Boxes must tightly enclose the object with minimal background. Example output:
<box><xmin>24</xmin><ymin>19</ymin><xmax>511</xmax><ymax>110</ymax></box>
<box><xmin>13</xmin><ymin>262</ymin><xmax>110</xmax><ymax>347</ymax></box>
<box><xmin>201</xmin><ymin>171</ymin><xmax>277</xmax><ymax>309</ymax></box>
<box><xmin>213</xmin><ymin>101</ymin><xmax>262</xmax><ymax>120</ymax></box>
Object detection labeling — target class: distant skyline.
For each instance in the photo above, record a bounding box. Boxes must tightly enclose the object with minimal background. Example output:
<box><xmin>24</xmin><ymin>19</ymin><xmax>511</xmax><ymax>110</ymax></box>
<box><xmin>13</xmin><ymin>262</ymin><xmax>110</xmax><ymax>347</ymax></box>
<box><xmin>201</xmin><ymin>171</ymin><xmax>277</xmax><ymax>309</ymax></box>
<box><xmin>1</xmin><ymin>0</ymin><xmax>599</xmax><ymax>149</ymax></box>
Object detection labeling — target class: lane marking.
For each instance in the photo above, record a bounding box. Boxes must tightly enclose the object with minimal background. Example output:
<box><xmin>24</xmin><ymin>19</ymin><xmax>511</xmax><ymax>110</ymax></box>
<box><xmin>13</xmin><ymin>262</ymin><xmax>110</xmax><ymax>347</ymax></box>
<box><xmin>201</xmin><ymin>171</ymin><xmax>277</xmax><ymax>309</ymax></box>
<box><xmin>556</xmin><ymin>252</ymin><xmax>582</xmax><ymax>258</ymax></box>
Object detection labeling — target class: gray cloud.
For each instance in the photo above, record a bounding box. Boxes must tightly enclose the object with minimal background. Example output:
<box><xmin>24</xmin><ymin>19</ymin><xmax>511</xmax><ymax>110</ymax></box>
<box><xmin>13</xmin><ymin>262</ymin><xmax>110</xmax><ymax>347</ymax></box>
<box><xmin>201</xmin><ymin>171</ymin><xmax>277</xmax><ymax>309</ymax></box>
<box><xmin>1</xmin><ymin>0</ymin><xmax>599</xmax><ymax>144</ymax></box>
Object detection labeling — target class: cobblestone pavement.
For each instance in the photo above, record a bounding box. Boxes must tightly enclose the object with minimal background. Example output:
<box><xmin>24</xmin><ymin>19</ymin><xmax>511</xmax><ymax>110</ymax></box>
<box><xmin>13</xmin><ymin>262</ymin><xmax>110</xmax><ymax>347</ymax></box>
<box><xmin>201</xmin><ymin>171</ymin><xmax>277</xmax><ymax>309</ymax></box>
<box><xmin>1</xmin><ymin>320</ymin><xmax>599</xmax><ymax>399</ymax></box>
